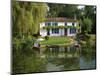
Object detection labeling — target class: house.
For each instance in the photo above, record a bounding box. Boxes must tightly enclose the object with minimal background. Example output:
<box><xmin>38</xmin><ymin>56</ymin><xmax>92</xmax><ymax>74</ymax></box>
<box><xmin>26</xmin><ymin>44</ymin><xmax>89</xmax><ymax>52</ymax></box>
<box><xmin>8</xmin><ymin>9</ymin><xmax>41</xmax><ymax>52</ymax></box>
<box><xmin>40</xmin><ymin>18</ymin><xmax>79</xmax><ymax>37</ymax></box>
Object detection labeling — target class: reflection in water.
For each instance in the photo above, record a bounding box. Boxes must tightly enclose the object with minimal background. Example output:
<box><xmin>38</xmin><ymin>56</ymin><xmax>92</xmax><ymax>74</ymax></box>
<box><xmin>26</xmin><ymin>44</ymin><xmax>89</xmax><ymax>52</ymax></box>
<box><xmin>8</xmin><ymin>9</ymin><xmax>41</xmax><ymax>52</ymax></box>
<box><xmin>13</xmin><ymin>45</ymin><xmax>96</xmax><ymax>74</ymax></box>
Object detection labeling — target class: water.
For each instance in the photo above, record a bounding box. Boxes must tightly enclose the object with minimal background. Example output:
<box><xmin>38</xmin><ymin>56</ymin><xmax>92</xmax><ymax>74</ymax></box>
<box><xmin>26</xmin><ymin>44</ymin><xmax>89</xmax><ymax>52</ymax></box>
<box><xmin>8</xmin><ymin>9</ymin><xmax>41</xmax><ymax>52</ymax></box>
<box><xmin>13</xmin><ymin>45</ymin><xmax>96</xmax><ymax>74</ymax></box>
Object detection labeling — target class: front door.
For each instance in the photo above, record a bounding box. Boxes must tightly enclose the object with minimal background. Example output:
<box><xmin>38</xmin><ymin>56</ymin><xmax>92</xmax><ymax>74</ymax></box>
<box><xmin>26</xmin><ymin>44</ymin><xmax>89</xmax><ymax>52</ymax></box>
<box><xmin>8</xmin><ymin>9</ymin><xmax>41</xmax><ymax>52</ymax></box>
<box><xmin>47</xmin><ymin>30</ymin><xmax>50</xmax><ymax>35</ymax></box>
<box><xmin>64</xmin><ymin>28</ymin><xmax>67</xmax><ymax>35</ymax></box>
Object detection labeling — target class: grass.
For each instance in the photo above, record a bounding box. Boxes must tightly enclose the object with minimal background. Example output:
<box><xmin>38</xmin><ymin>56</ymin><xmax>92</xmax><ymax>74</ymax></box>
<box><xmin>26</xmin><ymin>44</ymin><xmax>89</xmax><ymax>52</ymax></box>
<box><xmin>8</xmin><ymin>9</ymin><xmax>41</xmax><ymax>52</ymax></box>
<box><xmin>40</xmin><ymin>36</ymin><xmax>75</xmax><ymax>47</ymax></box>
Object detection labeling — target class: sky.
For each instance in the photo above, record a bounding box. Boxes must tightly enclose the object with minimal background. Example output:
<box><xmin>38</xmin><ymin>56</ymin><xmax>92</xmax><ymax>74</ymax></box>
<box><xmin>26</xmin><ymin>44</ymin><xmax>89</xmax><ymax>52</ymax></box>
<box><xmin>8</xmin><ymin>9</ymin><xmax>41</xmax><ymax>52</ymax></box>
<box><xmin>77</xmin><ymin>5</ymin><xmax>85</xmax><ymax>9</ymax></box>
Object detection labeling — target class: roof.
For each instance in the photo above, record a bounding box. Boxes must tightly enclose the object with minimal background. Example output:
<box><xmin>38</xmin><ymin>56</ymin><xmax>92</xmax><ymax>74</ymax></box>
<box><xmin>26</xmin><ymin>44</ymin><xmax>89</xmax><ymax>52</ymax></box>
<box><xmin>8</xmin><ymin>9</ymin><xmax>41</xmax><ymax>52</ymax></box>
<box><xmin>45</xmin><ymin>17</ymin><xmax>77</xmax><ymax>22</ymax></box>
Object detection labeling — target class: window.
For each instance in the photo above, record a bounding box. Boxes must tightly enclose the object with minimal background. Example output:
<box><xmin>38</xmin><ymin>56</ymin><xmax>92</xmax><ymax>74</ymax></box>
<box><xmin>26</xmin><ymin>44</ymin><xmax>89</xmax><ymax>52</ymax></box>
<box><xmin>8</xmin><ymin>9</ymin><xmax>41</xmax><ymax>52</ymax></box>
<box><xmin>65</xmin><ymin>22</ymin><xmax>67</xmax><ymax>26</ymax></box>
<box><xmin>45</xmin><ymin>22</ymin><xmax>51</xmax><ymax>26</ymax></box>
<box><xmin>72</xmin><ymin>22</ymin><xmax>74</xmax><ymax>26</ymax></box>
<box><xmin>70</xmin><ymin>28</ymin><xmax>76</xmax><ymax>34</ymax></box>
<box><xmin>45</xmin><ymin>22</ymin><xmax>47</xmax><ymax>26</ymax></box>
<box><xmin>52</xmin><ymin>22</ymin><xmax>58</xmax><ymax>26</ymax></box>
<box><xmin>52</xmin><ymin>28</ymin><xmax>59</xmax><ymax>34</ymax></box>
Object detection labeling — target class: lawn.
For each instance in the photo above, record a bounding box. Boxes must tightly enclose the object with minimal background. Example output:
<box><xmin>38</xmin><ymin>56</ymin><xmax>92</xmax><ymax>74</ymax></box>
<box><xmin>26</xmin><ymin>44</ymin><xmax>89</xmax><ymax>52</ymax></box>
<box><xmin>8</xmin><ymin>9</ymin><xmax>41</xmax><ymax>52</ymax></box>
<box><xmin>40</xmin><ymin>36</ymin><xmax>75</xmax><ymax>46</ymax></box>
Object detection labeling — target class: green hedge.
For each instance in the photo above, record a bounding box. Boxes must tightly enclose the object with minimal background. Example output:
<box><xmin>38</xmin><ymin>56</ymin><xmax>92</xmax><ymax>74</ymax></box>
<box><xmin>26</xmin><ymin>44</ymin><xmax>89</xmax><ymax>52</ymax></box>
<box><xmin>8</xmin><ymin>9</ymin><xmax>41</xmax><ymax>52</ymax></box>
<box><xmin>42</xmin><ymin>25</ymin><xmax>80</xmax><ymax>30</ymax></box>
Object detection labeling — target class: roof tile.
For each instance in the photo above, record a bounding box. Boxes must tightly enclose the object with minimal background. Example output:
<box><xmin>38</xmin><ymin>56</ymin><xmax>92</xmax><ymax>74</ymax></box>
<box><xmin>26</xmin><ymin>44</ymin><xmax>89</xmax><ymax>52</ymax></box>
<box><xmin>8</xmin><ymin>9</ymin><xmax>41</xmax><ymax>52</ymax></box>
<box><xmin>45</xmin><ymin>18</ymin><xmax>77</xmax><ymax>22</ymax></box>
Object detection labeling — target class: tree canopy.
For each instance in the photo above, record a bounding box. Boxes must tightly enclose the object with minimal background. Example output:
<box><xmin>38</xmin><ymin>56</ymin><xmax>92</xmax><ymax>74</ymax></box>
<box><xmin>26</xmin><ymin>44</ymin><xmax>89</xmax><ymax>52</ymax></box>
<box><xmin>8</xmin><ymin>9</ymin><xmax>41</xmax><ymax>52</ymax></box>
<box><xmin>12</xmin><ymin>1</ymin><xmax>48</xmax><ymax>37</ymax></box>
<box><xmin>82</xmin><ymin>18</ymin><xmax>92</xmax><ymax>33</ymax></box>
<box><xmin>47</xmin><ymin>3</ymin><xmax>77</xmax><ymax>18</ymax></box>
<box><xmin>77</xmin><ymin>6</ymin><xmax>96</xmax><ymax>34</ymax></box>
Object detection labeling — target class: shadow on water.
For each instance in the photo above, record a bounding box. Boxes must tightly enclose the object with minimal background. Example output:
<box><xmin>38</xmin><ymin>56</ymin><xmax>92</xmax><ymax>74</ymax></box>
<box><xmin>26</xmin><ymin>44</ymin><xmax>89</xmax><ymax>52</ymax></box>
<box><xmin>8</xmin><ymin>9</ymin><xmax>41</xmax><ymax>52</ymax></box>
<box><xmin>12</xmin><ymin>44</ymin><xmax>96</xmax><ymax>74</ymax></box>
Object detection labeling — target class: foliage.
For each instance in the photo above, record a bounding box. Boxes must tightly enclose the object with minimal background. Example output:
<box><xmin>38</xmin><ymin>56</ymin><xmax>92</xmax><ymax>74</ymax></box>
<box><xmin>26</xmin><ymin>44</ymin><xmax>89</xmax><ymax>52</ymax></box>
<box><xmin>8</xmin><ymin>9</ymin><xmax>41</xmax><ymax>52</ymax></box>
<box><xmin>13</xmin><ymin>38</ymin><xmax>22</xmax><ymax>53</ymax></box>
<box><xmin>43</xmin><ymin>25</ymin><xmax>78</xmax><ymax>30</ymax></box>
<box><xmin>77</xmin><ymin>6</ymin><xmax>96</xmax><ymax>34</ymax></box>
<box><xmin>82</xmin><ymin>17</ymin><xmax>92</xmax><ymax>33</ymax></box>
<box><xmin>22</xmin><ymin>36</ymin><xmax>35</xmax><ymax>50</ymax></box>
<box><xmin>47</xmin><ymin>3</ymin><xmax>77</xmax><ymax>18</ymax></box>
<box><xmin>79</xmin><ymin>34</ymin><xmax>96</xmax><ymax>48</ymax></box>
<box><xmin>44</xmin><ymin>36</ymin><xmax>49</xmax><ymax>40</ymax></box>
<box><xmin>12</xmin><ymin>1</ymin><xmax>48</xmax><ymax>37</ymax></box>
<box><xmin>13</xmin><ymin>49</ymin><xmax>46</xmax><ymax>74</ymax></box>
<box><xmin>13</xmin><ymin>36</ymin><xmax>36</xmax><ymax>54</ymax></box>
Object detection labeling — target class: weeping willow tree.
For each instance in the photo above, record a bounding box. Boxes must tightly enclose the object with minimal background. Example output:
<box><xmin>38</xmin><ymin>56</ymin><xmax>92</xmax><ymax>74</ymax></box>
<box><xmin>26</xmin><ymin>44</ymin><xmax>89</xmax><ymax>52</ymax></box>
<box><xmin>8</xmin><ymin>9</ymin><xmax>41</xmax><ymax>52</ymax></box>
<box><xmin>12</xmin><ymin>1</ymin><xmax>48</xmax><ymax>37</ymax></box>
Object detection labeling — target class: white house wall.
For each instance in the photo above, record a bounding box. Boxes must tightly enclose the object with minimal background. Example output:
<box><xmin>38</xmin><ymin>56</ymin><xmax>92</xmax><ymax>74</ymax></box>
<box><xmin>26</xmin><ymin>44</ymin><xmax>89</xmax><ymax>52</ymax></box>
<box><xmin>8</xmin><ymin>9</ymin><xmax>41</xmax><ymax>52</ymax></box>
<box><xmin>58</xmin><ymin>22</ymin><xmax>77</xmax><ymax>26</ymax></box>
<box><xmin>57</xmin><ymin>22</ymin><xmax>65</xmax><ymax>26</ymax></box>
<box><xmin>40</xmin><ymin>29</ymin><xmax>47</xmax><ymax>37</ymax></box>
<box><xmin>40</xmin><ymin>23</ymin><xmax>45</xmax><ymax>28</ymax></box>
<box><xmin>49</xmin><ymin>29</ymin><xmax>64</xmax><ymax>36</ymax></box>
<box><xmin>74</xmin><ymin>22</ymin><xmax>77</xmax><ymax>27</ymax></box>
<box><xmin>67</xmin><ymin>22</ymin><xmax>72</xmax><ymax>26</ymax></box>
<box><xmin>40</xmin><ymin>23</ymin><xmax>47</xmax><ymax>37</ymax></box>
<box><xmin>67</xmin><ymin>22</ymin><xmax>77</xmax><ymax>26</ymax></box>
<box><xmin>40</xmin><ymin>22</ymin><xmax>77</xmax><ymax>37</ymax></box>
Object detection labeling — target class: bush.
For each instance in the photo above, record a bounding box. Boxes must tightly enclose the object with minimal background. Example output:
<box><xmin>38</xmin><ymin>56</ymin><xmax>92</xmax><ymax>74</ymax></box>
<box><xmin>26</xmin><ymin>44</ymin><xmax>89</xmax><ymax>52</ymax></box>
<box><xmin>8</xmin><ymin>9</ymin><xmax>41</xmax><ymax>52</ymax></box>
<box><xmin>13</xmin><ymin>36</ymin><xmax>36</xmax><ymax>54</ymax></box>
<box><xmin>13</xmin><ymin>38</ymin><xmax>24</xmax><ymax>52</ymax></box>
<box><xmin>45</xmin><ymin>36</ymin><xmax>49</xmax><ymax>40</ymax></box>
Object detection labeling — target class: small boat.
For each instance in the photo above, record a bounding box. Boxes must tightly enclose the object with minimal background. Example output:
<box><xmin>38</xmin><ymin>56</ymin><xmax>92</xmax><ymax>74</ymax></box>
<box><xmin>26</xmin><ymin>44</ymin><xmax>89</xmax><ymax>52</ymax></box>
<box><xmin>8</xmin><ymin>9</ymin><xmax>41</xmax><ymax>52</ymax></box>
<box><xmin>33</xmin><ymin>46</ymin><xmax>40</xmax><ymax>49</ymax></box>
<box><xmin>33</xmin><ymin>42</ymin><xmax>40</xmax><ymax>49</ymax></box>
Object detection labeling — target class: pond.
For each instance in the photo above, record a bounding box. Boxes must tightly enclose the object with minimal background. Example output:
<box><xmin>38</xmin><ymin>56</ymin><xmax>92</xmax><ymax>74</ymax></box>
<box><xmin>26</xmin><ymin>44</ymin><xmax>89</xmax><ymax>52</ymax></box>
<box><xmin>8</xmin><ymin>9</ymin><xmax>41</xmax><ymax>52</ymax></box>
<box><xmin>12</xmin><ymin>45</ymin><xmax>96</xmax><ymax>74</ymax></box>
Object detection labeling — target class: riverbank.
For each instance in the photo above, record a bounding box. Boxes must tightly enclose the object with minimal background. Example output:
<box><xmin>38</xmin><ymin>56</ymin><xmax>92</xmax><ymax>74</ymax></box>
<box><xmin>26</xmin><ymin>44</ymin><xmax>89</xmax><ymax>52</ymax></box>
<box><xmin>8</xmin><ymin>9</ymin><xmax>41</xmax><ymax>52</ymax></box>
<box><xmin>40</xmin><ymin>36</ymin><xmax>76</xmax><ymax>48</ymax></box>
<box><xmin>80</xmin><ymin>34</ymin><xmax>96</xmax><ymax>46</ymax></box>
